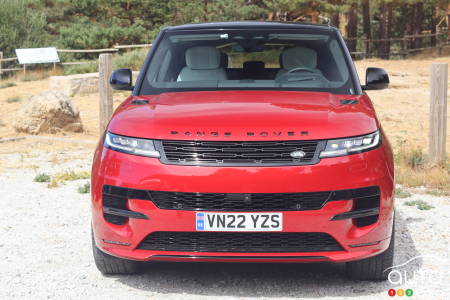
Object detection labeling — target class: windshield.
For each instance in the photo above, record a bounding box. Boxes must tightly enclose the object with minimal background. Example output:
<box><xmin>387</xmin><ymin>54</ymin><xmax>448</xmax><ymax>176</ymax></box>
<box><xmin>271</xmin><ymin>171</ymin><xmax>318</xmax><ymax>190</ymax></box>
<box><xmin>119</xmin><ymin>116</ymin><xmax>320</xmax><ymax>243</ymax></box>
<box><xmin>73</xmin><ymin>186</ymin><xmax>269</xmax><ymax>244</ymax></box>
<box><xmin>140</xmin><ymin>28</ymin><xmax>356</xmax><ymax>95</ymax></box>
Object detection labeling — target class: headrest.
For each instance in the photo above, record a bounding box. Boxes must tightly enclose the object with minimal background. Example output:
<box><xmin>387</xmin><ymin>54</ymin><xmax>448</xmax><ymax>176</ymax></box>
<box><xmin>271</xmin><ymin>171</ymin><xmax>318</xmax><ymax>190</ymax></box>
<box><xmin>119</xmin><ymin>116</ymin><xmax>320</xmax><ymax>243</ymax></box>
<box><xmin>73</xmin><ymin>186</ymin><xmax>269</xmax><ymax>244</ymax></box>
<box><xmin>220</xmin><ymin>52</ymin><xmax>228</xmax><ymax>68</ymax></box>
<box><xmin>185</xmin><ymin>46</ymin><xmax>221</xmax><ymax>70</ymax></box>
<box><xmin>243</xmin><ymin>61</ymin><xmax>265</xmax><ymax>70</ymax></box>
<box><xmin>281</xmin><ymin>47</ymin><xmax>317</xmax><ymax>69</ymax></box>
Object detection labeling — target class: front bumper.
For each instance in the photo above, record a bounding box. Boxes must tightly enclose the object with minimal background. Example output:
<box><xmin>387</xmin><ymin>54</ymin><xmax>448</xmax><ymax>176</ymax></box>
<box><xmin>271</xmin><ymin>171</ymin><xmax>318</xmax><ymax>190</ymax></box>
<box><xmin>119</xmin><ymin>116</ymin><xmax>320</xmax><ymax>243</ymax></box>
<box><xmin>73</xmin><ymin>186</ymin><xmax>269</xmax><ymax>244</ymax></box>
<box><xmin>91</xmin><ymin>142</ymin><xmax>394</xmax><ymax>263</ymax></box>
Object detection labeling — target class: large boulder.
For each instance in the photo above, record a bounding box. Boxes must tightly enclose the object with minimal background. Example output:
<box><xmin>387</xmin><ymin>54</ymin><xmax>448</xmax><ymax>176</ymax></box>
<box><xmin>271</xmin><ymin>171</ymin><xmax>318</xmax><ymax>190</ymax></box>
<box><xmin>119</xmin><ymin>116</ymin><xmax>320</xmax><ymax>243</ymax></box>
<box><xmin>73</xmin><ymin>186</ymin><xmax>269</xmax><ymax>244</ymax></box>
<box><xmin>13</xmin><ymin>91</ymin><xmax>83</xmax><ymax>134</ymax></box>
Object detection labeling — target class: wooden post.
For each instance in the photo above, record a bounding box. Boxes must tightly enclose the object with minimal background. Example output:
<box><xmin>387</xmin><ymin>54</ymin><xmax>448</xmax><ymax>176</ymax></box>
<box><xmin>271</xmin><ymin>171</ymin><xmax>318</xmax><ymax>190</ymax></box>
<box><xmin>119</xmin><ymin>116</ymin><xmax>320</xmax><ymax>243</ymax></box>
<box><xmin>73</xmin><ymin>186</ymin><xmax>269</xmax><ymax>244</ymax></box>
<box><xmin>0</xmin><ymin>52</ymin><xmax>3</xmax><ymax>80</ymax></box>
<box><xmin>429</xmin><ymin>63</ymin><xmax>448</xmax><ymax>165</ymax></box>
<box><xmin>99</xmin><ymin>53</ymin><xmax>113</xmax><ymax>135</ymax></box>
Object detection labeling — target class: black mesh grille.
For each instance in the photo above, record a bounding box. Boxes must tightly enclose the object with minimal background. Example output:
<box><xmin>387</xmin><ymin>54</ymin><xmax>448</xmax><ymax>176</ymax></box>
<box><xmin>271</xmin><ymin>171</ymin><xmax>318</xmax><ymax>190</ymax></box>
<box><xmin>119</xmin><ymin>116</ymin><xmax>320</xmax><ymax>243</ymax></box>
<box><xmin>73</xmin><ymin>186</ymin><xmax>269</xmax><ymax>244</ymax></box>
<box><xmin>102</xmin><ymin>185</ymin><xmax>380</xmax><ymax>212</ymax></box>
<box><xmin>353</xmin><ymin>195</ymin><xmax>380</xmax><ymax>227</ymax></box>
<box><xmin>150</xmin><ymin>190</ymin><xmax>331</xmax><ymax>211</ymax></box>
<box><xmin>159</xmin><ymin>140</ymin><xmax>321</xmax><ymax>166</ymax></box>
<box><xmin>102</xmin><ymin>194</ymin><xmax>128</xmax><ymax>225</ymax></box>
<box><xmin>137</xmin><ymin>232</ymin><xmax>343</xmax><ymax>252</ymax></box>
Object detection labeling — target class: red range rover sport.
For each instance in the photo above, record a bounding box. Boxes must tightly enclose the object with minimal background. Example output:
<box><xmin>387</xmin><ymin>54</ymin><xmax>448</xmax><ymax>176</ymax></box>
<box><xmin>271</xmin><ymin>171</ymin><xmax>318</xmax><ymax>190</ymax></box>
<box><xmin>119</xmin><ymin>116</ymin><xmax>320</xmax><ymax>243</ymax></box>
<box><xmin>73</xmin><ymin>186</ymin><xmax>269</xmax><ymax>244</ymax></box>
<box><xmin>91</xmin><ymin>22</ymin><xmax>395</xmax><ymax>281</ymax></box>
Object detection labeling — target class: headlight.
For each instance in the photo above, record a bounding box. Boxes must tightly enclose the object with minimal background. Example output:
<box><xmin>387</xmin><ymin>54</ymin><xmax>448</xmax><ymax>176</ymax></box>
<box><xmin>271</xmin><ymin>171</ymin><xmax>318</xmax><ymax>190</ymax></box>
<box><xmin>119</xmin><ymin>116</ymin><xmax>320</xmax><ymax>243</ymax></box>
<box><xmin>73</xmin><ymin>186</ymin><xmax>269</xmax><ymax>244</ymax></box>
<box><xmin>319</xmin><ymin>131</ymin><xmax>380</xmax><ymax>158</ymax></box>
<box><xmin>104</xmin><ymin>132</ymin><xmax>160</xmax><ymax>158</ymax></box>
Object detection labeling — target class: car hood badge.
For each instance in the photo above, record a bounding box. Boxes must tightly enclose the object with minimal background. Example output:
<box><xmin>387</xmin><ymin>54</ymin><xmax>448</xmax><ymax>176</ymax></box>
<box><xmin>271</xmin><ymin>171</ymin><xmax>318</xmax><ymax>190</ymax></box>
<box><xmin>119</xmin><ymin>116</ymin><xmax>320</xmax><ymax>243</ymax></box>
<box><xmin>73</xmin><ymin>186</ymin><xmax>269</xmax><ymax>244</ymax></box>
<box><xmin>290</xmin><ymin>150</ymin><xmax>306</xmax><ymax>158</ymax></box>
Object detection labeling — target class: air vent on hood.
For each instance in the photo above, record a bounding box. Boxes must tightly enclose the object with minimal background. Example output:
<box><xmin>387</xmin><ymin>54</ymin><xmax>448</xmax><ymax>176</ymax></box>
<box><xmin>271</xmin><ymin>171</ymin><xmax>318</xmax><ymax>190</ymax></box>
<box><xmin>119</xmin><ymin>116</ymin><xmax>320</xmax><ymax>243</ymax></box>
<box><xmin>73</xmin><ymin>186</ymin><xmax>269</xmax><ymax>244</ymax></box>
<box><xmin>130</xmin><ymin>99</ymin><xmax>149</xmax><ymax>105</ymax></box>
<box><xmin>340</xmin><ymin>99</ymin><xmax>359</xmax><ymax>105</ymax></box>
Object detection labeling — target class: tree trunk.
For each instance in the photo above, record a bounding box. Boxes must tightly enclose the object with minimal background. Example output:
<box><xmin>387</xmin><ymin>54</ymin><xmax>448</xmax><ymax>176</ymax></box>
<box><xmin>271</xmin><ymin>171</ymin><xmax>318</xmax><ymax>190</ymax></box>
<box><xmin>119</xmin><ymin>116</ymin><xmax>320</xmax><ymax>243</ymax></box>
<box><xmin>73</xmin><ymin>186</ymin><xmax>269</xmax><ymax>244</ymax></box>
<box><xmin>431</xmin><ymin>6</ymin><xmax>437</xmax><ymax>47</ymax></box>
<box><xmin>330</xmin><ymin>0</ymin><xmax>340</xmax><ymax>28</ymax></box>
<box><xmin>362</xmin><ymin>0</ymin><xmax>371</xmax><ymax>58</ymax></box>
<box><xmin>379</xmin><ymin>1</ymin><xmax>390</xmax><ymax>59</ymax></box>
<box><xmin>413</xmin><ymin>2</ymin><xmax>424</xmax><ymax>49</ymax></box>
<box><xmin>447</xmin><ymin>4</ymin><xmax>450</xmax><ymax>41</ymax></box>
<box><xmin>203</xmin><ymin>0</ymin><xmax>208</xmax><ymax>22</ymax></box>
<box><xmin>346</xmin><ymin>2</ymin><xmax>358</xmax><ymax>54</ymax></box>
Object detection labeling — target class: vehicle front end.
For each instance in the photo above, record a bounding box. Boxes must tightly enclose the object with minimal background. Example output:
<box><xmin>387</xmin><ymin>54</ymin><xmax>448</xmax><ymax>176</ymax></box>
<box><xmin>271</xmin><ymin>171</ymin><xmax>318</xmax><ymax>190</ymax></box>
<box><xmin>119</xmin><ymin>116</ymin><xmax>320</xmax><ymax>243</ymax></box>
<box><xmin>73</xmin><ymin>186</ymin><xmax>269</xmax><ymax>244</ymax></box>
<box><xmin>91</xmin><ymin>22</ymin><xmax>395</xmax><ymax>281</ymax></box>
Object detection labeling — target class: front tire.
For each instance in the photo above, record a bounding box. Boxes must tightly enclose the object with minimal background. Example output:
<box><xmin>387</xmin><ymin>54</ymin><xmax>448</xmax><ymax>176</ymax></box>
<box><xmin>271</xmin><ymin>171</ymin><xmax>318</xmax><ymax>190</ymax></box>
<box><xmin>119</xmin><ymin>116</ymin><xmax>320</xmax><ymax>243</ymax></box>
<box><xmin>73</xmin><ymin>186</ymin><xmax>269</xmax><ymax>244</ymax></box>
<box><xmin>346</xmin><ymin>219</ymin><xmax>395</xmax><ymax>281</ymax></box>
<box><xmin>92</xmin><ymin>231</ymin><xmax>142</xmax><ymax>275</ymax></box>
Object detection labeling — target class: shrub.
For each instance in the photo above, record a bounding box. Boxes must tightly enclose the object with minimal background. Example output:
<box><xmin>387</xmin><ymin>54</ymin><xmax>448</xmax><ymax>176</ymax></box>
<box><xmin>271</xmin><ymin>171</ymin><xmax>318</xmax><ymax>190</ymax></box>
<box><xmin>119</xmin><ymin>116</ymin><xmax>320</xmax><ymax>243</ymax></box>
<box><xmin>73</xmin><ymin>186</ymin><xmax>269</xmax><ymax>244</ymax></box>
<box><xmin>54</xmin><ymin>170</ymin><xmax>90</xmax><ymax>183</ymax></box>
<box><xmin>395</xmin><ymin>143</ymin><xmax>425</xmax><ymax>170</ymax></box>
<box><xmin>0</xmin><ymin>82</ymin><xmax>16</xmax><ymax>89</ymax></box>
<box><xmin>6</xmin><ymin>96</ymin><xmax>21</xmax><ymax>103</ymax></box>
<box><xmin>404</xmin><ymin>199</ymin><xmax>434</xmax><ymax>211</ymax></box>
<box><xmin>34</xmin><ymin>173</ymin><xmax>51</xmax><ymax>183</ymax></box>
<box><xmin>395</xmin><ymin>187</ymin><xmax>411</xmax><ymax>198</ymax></box>
<box><xmin>112</xmin><ymin>48</ymin><xmax>147</xmax><ymax>70</ymax></box>
<box><xmin>78</xmin><ymin>182</ymin><xmax>90</xmax><ymax>194</ymax></box>
<box><xmin>63</xmin><ymin>62</ymin><xmax>98</xmax><ymax>75</ymax></box>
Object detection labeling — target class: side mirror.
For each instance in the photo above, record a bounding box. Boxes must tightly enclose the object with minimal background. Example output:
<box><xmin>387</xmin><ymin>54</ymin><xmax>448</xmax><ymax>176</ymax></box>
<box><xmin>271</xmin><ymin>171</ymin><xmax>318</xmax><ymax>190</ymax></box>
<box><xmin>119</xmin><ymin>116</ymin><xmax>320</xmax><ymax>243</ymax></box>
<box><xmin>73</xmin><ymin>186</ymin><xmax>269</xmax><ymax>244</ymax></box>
<box><xmin>110</xmin><ymin>68</ymin><xmax>133</xmax><ymax>90</ymax></box>
<box><xmin>363</xmin><ymin>67</ymin><xmax>389</xmax><ymax>90</ymax></box>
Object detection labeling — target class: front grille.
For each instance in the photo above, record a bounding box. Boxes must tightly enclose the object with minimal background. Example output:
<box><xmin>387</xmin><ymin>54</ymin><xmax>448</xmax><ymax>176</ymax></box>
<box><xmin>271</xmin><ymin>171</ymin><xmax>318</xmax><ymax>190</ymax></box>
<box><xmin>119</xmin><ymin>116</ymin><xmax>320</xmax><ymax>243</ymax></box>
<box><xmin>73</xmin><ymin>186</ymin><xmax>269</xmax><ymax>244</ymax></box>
<box><xmin>102</xmin><ymin>185</ymin><xmax>380</xmax><ymax>212</ymax></box>
<box><xmin>137</xmin><ymin>232</ymin><xmax>343</xmax><ymax>252</ymax></box>
<box><xmin>158</xmin><ymin>140</ymin><xmax>323</xmax><ymax>166</ymax></box>
<box><xmin>150</xmin><ymin>190</ymin><xmax>331</xmax><ymax>211</ymax></box>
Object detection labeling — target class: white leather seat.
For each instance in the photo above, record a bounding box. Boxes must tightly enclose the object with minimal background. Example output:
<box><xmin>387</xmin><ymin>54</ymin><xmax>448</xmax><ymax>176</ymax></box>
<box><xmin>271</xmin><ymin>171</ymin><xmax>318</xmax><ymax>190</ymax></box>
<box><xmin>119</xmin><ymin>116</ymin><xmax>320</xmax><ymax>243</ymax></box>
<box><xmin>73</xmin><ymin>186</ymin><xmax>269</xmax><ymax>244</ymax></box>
<box><xmin>177</xmin><ymin>46</ymin><xmax>227</xmax><ymax>81</ymax></box>
<box><xmin>276</xmin><ymin>46</ymin><xmax>322</xmax><ymax>79</ymax></box>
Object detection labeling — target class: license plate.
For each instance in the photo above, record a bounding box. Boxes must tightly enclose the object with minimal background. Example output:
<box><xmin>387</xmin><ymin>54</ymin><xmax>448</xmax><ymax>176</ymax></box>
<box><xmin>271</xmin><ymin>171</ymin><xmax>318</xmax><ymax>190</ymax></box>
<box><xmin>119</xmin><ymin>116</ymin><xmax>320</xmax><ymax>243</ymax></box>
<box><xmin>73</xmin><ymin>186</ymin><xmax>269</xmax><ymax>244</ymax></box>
<box><xmin>196</xmin><ymin>212</ymin><xmax>282</xmax><ymax>232</ymax></box>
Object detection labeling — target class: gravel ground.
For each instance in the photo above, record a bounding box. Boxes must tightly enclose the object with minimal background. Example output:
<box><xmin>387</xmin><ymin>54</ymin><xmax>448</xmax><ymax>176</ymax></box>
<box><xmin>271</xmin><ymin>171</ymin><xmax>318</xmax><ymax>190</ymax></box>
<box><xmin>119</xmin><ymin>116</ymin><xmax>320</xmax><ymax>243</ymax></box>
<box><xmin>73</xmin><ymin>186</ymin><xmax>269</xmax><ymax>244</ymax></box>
<box><xmin>1</xmin><ymin>149</ymin><xmax>449</xmax><ymax>300</ymax></box>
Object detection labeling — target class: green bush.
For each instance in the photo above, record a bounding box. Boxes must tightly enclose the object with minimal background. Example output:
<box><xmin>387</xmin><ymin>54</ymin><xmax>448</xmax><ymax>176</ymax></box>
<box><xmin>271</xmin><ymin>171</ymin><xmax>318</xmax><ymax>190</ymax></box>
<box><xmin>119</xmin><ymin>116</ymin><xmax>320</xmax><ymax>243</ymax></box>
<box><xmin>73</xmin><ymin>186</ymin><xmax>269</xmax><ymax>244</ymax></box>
<box><xmin>404</xmin><ymin>199</ymin><xmax>434</xmax><ymax>210</ymax></box>
<box><xmin>113</xmin><ymin>48</ymin><xmax>147</xmax><ymax>70</ymax></box>
<box><xmin>6</xmin><ymin>96</ymin><xmax>21</xmax><ymax>103</ymax></box>
<box><xmin>0</xmin><ymin>0</ymin><xmax>48</xmax><ymax>57</ymax></box>
<box><xmin>0</xmin><ymin>82</ymin><xmax>16</xmax><ymax>89</ymax></box>
<box><xmin>34</xmin><ymin>173</ymin><xmax>51</xmax><ymax>183</ymax></box>
<box><xmin>63</xmin><ymin>62</ymin><xmax>98</xmax><ymax>75</ymax></box>
<box><xmin>395</xmin><ymin>187</ymin><xmax>411</xmax><ymax>198</ymax></box>
<box><xmin>78</xmin><ymin>182</ymin><xmax>90</xmax><ymax>194</ymax></box>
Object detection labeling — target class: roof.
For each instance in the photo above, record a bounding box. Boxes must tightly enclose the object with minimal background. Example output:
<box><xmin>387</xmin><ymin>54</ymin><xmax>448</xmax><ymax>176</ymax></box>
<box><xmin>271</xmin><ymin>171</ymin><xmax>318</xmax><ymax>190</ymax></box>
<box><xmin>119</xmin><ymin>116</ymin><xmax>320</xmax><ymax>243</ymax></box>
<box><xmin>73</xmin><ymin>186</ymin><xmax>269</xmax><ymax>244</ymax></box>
<box><xmin>165</xmin><ymin>21</ymin><xmax>335</xmax><ymax>32</ymax></box>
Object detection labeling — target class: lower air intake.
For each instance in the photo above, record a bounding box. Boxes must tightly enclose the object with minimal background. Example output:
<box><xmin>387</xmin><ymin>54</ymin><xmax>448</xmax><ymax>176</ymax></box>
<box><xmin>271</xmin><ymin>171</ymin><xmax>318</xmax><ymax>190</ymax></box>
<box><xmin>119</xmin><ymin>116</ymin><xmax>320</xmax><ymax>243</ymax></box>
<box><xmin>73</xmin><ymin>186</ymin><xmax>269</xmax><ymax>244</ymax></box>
<box><xmin>137</xmin><ymin>231</ymin><xmax>343</xmax><ymax>253</ymax></box>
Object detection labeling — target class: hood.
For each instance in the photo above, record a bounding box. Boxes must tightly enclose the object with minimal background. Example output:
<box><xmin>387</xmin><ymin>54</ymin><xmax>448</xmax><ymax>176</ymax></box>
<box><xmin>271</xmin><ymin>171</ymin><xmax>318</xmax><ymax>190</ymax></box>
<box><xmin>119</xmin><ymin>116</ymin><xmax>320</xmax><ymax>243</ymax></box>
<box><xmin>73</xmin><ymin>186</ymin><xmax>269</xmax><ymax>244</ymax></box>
<box><xmin>108</xmin><ymin>90</ymin><xmax>379</xmax><ymax>141</ymax></box>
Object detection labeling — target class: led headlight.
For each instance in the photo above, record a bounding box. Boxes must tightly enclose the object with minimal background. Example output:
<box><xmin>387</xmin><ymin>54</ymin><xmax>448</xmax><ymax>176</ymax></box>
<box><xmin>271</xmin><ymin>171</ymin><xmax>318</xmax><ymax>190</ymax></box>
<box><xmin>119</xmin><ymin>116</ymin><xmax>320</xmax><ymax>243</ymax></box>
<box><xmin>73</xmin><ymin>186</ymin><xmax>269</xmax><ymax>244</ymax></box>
<box><xmin>320</xmin><ymin>131</ymin><xmax>380</xmax><ymax>158</ymax></box>
<box><xmin>104</xmin><ymin>132</ymin><xmax>160</xmax><ymax>158</ymax></box>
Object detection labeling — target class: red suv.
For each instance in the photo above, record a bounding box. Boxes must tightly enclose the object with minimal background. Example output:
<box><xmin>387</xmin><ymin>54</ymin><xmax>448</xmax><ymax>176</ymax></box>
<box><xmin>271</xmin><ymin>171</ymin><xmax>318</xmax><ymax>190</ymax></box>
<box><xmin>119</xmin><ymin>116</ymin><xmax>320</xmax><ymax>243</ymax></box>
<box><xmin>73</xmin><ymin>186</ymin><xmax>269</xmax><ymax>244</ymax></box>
<box><xmin>91</xmin><ymin>22</ymin><xmax>395</xmax><ymax>281</ymax></box>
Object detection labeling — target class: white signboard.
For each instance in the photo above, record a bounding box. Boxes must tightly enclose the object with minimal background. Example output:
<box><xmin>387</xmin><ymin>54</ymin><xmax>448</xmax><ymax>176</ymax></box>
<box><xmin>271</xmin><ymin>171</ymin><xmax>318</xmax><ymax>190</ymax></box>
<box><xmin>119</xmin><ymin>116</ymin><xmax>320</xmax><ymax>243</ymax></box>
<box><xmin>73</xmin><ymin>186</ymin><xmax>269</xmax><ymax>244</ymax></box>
<box><xmin>15</xmin><ymin>47</ymin><xmax>60</xmax><ymax>64</ymax></box>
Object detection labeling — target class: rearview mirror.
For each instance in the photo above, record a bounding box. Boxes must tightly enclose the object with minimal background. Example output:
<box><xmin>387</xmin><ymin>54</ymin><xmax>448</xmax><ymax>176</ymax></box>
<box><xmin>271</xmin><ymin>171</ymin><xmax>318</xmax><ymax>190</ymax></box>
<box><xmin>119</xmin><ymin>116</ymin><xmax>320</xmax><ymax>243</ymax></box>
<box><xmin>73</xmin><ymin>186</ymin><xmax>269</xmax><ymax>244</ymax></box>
<box><xmin>110</xmin><ymin>68</ymin><xmax>133</xmax><ymax>90</ymax></box>
<box><xmin>363</xmin><ymin>67</ymin><xmax>389</xmax><ymax>90</ymax></box>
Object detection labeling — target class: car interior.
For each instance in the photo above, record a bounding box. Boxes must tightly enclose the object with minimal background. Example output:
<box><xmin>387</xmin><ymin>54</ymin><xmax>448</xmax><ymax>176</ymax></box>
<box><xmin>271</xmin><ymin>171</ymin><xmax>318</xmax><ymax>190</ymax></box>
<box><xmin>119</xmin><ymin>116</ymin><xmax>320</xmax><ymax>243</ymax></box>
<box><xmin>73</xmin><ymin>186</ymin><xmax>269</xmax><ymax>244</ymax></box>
<box><xmin>144</xmin><ymin>31</ymin><xmax>353</xmax><ymax>93</ymax></box>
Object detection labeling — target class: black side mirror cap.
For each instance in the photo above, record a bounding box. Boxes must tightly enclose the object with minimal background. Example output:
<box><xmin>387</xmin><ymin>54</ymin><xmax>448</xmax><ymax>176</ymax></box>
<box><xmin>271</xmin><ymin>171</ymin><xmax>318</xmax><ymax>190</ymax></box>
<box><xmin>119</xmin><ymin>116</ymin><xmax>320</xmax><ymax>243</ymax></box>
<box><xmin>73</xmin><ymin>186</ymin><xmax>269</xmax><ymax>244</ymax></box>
<box><xmin>363</xmin><ymin>67</ymin><xmax>389</xmax><ymax>90</ymax></box>
<box><xmin>110</xmin><ymin>68</ymin><xmax>133</xmax><ymax>90</ymax></box>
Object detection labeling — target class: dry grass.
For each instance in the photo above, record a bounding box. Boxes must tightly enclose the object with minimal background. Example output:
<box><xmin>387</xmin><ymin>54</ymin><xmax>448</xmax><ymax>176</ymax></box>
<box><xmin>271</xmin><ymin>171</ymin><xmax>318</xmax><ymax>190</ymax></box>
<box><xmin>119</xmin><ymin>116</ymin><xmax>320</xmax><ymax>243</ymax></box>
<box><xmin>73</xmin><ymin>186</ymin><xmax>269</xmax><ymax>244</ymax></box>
<box><xmin>53</xmin><ymin>170</ymin><xmax>90</xmax><ymax>183</ymax></box>
<box><xmin>395</xmin><ymin>140</ymin><xmax>450</xmax><ymax>191</ymax></box>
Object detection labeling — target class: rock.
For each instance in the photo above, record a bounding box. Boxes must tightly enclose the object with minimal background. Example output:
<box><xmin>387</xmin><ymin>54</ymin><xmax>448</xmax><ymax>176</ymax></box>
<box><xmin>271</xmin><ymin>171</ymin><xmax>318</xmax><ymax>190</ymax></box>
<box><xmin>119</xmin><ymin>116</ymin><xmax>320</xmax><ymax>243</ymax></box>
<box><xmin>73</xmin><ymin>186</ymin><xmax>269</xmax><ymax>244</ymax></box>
<box><xmin>50</xmin><ymin>73</ymin><xmax>99</xmax><ymax>97</ymax></box>
<box><xmin>13</xmin><ymin>91</ymin><xmax>83</xmax><ymax>134</ymax></box>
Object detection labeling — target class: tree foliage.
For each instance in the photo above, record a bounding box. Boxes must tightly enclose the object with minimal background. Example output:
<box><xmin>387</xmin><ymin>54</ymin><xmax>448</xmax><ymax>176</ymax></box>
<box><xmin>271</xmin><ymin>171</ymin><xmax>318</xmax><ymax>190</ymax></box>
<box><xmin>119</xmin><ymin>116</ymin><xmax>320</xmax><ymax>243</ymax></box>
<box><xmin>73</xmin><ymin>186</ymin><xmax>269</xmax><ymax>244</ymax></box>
<box><xmin>0</xmin><ymin>0</ymin><xmax>449</xmax><ymax>57</ymax></box>
<box><xmin>0</xmin><ymin>0</ymin><xmax>48</xmax><ymax>56</ymax></box>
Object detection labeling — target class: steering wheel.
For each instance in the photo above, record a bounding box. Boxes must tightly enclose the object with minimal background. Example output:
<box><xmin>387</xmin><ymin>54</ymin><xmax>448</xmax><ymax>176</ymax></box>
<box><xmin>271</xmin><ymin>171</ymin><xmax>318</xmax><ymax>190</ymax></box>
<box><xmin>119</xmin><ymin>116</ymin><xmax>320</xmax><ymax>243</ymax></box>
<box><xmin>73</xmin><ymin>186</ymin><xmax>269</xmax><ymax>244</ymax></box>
<box><xmin>276</xmin><ymin>67</ymin><xmax>316</xmax><ymax>82</ymax></box>
<box><xmin>285</xmin><ymin>67</ymin><xmax>315</xmax><ymax>74</ymax></box>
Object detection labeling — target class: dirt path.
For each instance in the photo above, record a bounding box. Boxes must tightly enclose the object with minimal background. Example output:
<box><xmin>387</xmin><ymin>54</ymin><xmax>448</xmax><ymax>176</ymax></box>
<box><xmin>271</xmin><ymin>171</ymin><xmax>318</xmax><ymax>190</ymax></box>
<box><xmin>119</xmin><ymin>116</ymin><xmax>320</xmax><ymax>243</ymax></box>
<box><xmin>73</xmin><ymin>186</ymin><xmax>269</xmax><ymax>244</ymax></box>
<box><xmin>0</xmin><ymin>149</ymin><xmax>449</xmax><ymax>299</ymax></box>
